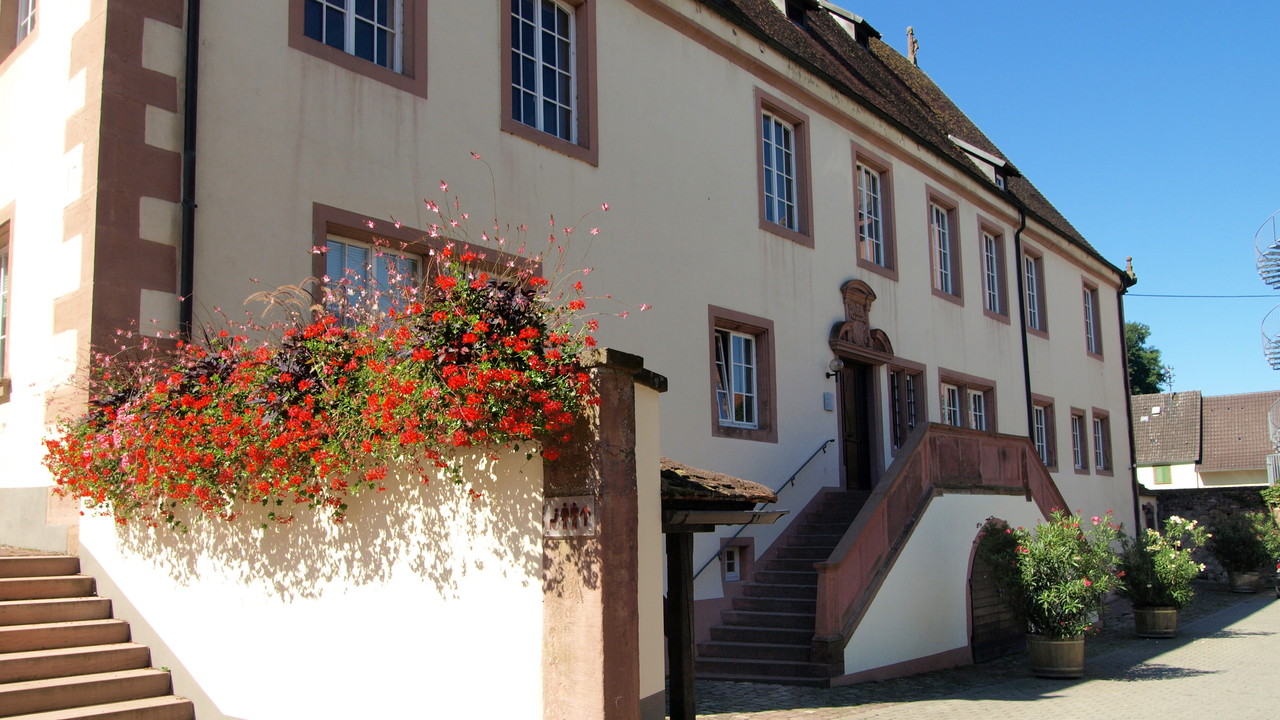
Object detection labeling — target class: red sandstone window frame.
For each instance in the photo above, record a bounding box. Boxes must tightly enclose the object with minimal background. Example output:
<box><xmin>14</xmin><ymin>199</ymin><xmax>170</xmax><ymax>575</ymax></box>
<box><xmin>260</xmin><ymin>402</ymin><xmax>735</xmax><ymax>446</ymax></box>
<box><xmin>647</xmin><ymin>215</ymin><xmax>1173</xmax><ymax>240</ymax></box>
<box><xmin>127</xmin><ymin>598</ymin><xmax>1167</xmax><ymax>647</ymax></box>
<box><xmin>938</xmin><ymin>368</ymin><xmax>996</xmax><ymax>433</ymax></box>
<box><xmin>708</xmin><ymin>305</ymin><xmax>777</xmax><ymax>443</ymax></box>
<box><xmin>755</xmin><ymin>89</ymin><xmax>814</xmax><ymax>248</ymax></box>
<box><xmin>288</xmin><ymin>0</ymin><xmax>428</xmax><ymax>99</ymax></box>
<box><xmin>1092</xmin><ymin>408</ymin><xmax>1113</xmax><ymax>476</ymax></box>
<box><xmin>978</xmin><ymin>218</ymin><xmax>1009</xmax><ymax>323</ymax></box>
<box><xmin>500</xmin><ymin>0</ymin><xmax>599</xmax><ymax>166</ymax></box>
<box><xmin>888</xmin><ymin>360</ymin><xmax>926</xmax><ymax>453</ymax></box>
<box><xmin>853</xmin><ymin>142</ymin><xmax>897</xmax><ymax>280</ymax></box>
<box><xmin>0</xmin><ymin>211</ymin><xmax>12</xmax><ymax>404</ymax></box>
<box><xmin>1069</xmin><ymin>407</ymin><xmax>1089</xmax><ymax>475</ymax></box>
<box><xmin>0</xmin><ymin>0</ymin><xmax>38</xmax><ymax>67</ymax></box>
<box><xmin>1022</xmin><ymin>245</ymin><xmax>1049</xmax><ymax>338</ymax></box>
<box><xmin>926</xmin><ymin>187</ymin><xmax>963</xmax><ymax>305</ymax></box>
<box><xmin>1082</xmin><ymin>279</ymin><xmax>1103</xmax><ymax>359</ymax></box>
<box><xmin>1032</xmin><ymin>394</ymin><xmax>1057</xmax><ymax>471</ymax></box>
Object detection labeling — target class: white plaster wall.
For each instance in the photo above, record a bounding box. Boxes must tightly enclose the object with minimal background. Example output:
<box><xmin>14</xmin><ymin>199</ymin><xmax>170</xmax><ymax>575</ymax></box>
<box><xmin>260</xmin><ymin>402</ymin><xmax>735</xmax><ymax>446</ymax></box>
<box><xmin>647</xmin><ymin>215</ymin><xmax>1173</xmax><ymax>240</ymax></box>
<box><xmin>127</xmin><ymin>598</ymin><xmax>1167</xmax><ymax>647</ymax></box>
<box><xmin>78</xmin><ymin>454</ymin><xmax>544</xmax><ymax>720</ymax></box>
<box><xmin>1136</xmin><ymin>463</ymin><xmax>1199</xmax><ymax>491</ymax></box>
<box><xmin>843</xmin><ymin>493</ymin><xmax>1046</xmax><ymax>675</ymax></box>
<box><xmin>1200</xmin><ymin>469</ymin><xmax>1268</xmax><ymax>488</ymax></box>
<box><xmin>0</xmin><ymin>1</ymin><xmax>96</xmax><ymax>550</ymax></box>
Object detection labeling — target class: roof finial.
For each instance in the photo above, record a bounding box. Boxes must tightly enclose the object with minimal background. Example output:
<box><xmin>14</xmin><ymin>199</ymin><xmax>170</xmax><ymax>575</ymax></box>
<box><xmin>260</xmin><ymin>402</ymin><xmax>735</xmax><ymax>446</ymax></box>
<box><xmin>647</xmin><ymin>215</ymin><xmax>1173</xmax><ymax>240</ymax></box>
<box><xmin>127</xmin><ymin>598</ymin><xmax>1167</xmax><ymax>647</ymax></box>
<box><xmin>907</xmin><ymin>26</ymin><xmax>919</xmax><ymax>66</ymax></box>
<box><xmin>1126</xmin><ymin>256</ymin><xmax>1136</xmax><ymax>281</ymax></box>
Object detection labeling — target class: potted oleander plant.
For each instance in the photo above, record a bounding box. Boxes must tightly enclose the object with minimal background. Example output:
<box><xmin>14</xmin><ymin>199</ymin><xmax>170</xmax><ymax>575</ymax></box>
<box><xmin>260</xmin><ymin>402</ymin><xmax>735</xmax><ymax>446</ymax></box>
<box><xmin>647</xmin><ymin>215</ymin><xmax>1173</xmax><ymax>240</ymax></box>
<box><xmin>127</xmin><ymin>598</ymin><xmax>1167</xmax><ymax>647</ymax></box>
<box><xmin>1116</xmin><ymin>516</ymin><xmax>1207</xmax><ymax>637</ymax></box>
<box><xmin>976</xmin><ymin>510</ymin><xmax>1120</xmax><ymax>678</ymax></box>
<box><xmin>1206</xmin><ymin>511</ymin><xmax>1272</xmax><ymax>593</ymax></box>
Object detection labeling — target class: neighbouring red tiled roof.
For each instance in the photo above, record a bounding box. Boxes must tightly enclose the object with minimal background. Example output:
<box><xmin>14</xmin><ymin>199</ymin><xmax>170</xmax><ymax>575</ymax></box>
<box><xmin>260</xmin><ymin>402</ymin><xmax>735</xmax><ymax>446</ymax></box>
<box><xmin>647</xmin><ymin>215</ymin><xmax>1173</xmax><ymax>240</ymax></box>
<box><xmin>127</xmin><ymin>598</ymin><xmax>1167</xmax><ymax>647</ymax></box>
<box><xmin>1132</xmin><ymin>392</ymin><xmax>1202</xmax><ymax>465</ymax></box>
<box><xmin>1198</xmin><ymin>391</ymin><xmax>1280</xmax><ymax>472</ymax></box>
<box><xmin>660</xmin><ymin>457</ymin><xmax>778</xmax><ymax>505</ymax></box>
<box><xmin>696</xmin><ymin>0</ymin><xmax>1120</xmax><ymax>276</ymax></box>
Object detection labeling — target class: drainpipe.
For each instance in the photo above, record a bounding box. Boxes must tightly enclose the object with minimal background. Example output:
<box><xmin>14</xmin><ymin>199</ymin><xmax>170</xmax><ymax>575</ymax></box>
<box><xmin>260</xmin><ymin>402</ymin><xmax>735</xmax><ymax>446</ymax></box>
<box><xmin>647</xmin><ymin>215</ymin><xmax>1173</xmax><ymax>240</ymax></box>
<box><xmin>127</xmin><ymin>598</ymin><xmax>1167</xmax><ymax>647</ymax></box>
<box><xmin>1117</xmin><ymin>258</ymin><xmax>1142</xmax><ymax>532</ymax></box>
<box><xmin>1011</xmin><ymin>206</ymin><xmax>1033</xmax><ymax>440</ymax></box>
<box><xmin>178</xmin><ymin>0</ymin><xmax>201</xmax><ymax>337</ymax></box>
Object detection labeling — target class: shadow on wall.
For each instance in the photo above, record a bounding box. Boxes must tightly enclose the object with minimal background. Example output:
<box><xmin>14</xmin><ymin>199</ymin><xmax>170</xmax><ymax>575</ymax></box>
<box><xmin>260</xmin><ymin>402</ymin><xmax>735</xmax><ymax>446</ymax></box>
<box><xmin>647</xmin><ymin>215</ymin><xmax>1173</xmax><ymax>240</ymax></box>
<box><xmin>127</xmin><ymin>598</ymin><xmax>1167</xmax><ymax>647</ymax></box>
<box><xmin>108</xmin><ymin>453</ymin><xmax>547</xmax><ymax>600</ymax></box>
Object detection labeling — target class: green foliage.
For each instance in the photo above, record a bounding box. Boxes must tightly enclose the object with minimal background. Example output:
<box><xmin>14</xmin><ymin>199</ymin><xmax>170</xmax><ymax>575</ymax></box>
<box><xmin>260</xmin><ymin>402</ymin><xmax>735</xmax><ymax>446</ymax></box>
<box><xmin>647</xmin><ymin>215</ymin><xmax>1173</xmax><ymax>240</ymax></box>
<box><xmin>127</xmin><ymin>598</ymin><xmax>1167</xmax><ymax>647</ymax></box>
<box><xmin>1124</xmin><ymin>322</ymin><xmax>1173</xmax><ymax>394</ymax></box>
<box><xmin>1117</xmin><ymin>516</ymin><xmax>1208</xmax><ymax>609</ymax></box>
<box><xmin>1206</xmin><ymin>511</ymin><xmax>1274</xmax><ymax>571</ymax></box>
<box><xmin>976</xmin><ymin>510</ymin><xmax>1121</xmax><ymax>639</ymax></box>
<box><xmin>1260</xmin><ymin>485</ymin><xmax>1280</xmax><ymax>510</ymax></box>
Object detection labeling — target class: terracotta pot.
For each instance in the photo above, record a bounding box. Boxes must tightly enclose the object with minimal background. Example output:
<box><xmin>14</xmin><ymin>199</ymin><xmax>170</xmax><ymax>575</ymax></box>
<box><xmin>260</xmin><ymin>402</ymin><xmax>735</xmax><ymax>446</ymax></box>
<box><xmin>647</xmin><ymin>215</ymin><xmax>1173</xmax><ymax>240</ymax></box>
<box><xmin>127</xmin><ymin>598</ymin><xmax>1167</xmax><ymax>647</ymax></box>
<box><xmin>1133</xmin><ymin>606</ymin><xmax>1178</xmax><ymax>638</ymax></box>
<box><xmin>1026</xmin><ymin>634</ymin><xmax>1084</xmax><ymax>678</ymax></box>
<box><xmin>1228</xmin><ymin>570</ymin><xmax>1259</xmax><ymax>593</ymax></box>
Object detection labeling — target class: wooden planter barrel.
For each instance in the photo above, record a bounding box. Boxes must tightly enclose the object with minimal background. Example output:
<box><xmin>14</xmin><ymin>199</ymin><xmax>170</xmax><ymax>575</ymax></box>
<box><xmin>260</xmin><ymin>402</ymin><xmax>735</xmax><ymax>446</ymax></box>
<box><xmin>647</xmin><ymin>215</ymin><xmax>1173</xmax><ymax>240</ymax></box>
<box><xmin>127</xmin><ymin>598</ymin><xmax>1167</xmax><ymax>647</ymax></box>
<box><xmin>1026</xmin><ymin>634</ymin><xmax>1084</xmax><ymax>678</ymax></box>
<box><xmin>1228</xmin><ymin>570</ymin><xmax>1259</xmax><ymax>593</ymax></box>
<box><xmin>1133</xmin><ymin>606</ymin><xmax>1178</xmax><ymax>638</ymax></box>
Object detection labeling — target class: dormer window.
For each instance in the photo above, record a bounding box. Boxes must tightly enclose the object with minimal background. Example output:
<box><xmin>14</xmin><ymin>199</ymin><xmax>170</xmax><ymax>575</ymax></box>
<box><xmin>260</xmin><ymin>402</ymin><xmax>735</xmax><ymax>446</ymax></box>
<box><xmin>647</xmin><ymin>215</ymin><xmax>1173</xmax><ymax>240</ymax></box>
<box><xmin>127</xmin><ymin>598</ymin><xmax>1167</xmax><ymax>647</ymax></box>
<box><xmin>994</xmin><ymin>172</ymin><xmax>1007</xmax><ymax>190</ymax></box>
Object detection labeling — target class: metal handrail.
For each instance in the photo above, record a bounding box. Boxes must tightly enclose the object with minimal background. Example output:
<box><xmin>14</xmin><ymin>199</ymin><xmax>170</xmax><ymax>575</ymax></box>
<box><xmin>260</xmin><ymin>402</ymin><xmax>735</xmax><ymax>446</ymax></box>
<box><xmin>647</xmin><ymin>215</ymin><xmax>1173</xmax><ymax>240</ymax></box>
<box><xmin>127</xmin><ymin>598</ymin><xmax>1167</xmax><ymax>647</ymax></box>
<box><xmin>690</xmin><ymin>438</ymin><xmax>835</xmax><ymax>582</ymax></box>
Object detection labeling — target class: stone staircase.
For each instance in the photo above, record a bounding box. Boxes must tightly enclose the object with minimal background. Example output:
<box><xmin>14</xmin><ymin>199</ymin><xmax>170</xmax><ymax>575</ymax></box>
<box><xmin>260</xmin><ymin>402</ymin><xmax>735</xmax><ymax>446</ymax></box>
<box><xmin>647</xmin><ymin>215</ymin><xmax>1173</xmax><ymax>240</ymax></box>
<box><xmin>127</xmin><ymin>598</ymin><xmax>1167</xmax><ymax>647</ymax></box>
<box><xmin>0</xmin><ymin>555</ymin><xmax>194</xmax><ymax>719</ymax></box>
<box><xmin>695</xmin><ymin>490</ymin><xmax>869</xmax><ymax>686</ymax></box>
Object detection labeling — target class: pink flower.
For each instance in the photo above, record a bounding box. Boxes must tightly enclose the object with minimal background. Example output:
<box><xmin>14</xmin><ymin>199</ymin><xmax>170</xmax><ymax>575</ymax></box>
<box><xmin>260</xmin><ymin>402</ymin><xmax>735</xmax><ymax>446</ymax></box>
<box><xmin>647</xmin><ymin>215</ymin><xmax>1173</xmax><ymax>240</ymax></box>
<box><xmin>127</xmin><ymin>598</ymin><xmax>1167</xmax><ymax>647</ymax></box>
<box><xmin>1083</xmin><ymin>578</ymin><xmax>1092</xmax><ymax>587</ymax></box>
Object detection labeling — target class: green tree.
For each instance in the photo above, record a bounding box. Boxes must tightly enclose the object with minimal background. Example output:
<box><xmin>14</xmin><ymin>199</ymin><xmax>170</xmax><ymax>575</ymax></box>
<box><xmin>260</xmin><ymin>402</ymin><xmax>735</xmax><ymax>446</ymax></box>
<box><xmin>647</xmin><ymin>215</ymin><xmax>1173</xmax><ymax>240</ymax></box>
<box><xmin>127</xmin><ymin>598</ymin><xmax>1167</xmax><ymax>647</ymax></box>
<box><xmin>1125</xmin><ymin>322</ymin><xmax>1173</xmax><ymax>394</ymax></box>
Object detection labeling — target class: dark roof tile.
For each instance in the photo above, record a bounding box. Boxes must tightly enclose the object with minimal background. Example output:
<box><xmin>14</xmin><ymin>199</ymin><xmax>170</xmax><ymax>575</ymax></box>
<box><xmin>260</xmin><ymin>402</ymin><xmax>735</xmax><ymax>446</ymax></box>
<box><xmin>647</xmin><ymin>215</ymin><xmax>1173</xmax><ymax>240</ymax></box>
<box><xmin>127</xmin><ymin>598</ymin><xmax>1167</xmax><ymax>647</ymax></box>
<box><xmin>1199</xmin><ymin>391</ymin><xmax>1280</xmax><ymax>472</ymax></box>
<box><xmin>1132</xmin><ymin>391</ymin><xmax>1202</xmax><ymax>465</ymax></box>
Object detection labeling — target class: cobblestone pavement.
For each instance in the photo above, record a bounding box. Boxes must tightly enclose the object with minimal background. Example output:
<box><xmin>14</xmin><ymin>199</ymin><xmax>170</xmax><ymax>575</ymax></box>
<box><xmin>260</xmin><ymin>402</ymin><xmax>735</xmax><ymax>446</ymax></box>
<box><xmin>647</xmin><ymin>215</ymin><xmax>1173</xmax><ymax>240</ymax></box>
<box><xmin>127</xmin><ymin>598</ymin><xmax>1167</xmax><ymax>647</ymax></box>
<box><xmin>686</xmin><ymin>583</ymin><xmax>1279</xmax><ymax>719</ymax></box>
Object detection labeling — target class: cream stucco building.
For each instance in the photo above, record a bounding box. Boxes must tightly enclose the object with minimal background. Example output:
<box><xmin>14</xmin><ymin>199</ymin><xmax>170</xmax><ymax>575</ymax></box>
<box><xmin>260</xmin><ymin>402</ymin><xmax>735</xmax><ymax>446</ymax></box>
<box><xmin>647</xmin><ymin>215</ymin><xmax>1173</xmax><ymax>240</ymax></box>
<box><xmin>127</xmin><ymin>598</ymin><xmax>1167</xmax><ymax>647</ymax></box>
<box><xmin>0</xmin><ymin>1</ymin><xmax>1138</xmax><ymax>716</ymax></box>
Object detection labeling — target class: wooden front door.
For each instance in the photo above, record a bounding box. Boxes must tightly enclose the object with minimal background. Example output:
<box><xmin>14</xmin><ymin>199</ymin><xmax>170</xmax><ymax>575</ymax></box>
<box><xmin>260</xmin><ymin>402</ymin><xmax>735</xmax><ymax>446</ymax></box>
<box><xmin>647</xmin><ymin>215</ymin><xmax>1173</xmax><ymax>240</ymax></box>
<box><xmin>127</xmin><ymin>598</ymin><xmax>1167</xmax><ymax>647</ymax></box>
<box><xmin>970</xmin><ymin>553</ymin><xmax>1026</xmax><ymax>662</ymax></box>
<box><xmin>839</xmin><ymin>361</ymin><xmax>875</xmax><ymax>490</ymax></box>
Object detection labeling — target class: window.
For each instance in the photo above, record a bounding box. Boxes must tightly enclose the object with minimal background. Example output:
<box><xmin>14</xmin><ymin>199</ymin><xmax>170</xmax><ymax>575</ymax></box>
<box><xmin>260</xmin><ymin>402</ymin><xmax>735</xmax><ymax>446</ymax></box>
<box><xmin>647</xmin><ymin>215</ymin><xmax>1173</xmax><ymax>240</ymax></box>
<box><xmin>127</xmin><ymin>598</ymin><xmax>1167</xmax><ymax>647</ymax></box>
<box><xmin>854</xmin><ymin>146</ymin><xmax>895</xmax><ymax>277</ymax></box>
<box><xmin>324</xmin><ymin>237</ymin><xmax>420</xmax><ymax>319</ymax></box>
<box><xmin>1070</xmin><ymin>409</ymin><xmax>1089</xmax><ymax>473</ymax></box>
<box><xmin>1153</xmin><ymin>465</ymin><xmax>1172</xmax><ymax>485</ymax></box>
<box><xmin>289</xmin><ymin>0</ymin><xmax>426</xmax><ymax>97</ymax></box>
<box><xmin>928</xmin><ymin>192</ymin><xmax>962</xmax><ymax>303</ymax></box>
<box><xmin>1092</xmin><ymin>411</ymin><xmax>1112</xmax><ymax>474</ymax></box>
<box><xmin>1083</xmin><ymin>282</ymin><xmax>1103</xmax><ymax>357</ymax></box>
<box><xmin>1032</xmin><ymin>396</ymin><xmax>1056</xmax><ymax>469</ymax></box>
<box><xmin>1023</xmin><ymin>249</ymin><xmax>1047</xmax><ymax>335</ymax></box>
<box><xmin>755</xmin><ymin>90</ymin><xmax>812</xmax><ymax>246</ymax></box>
<box><xmin>969</xmin><ymin>389</ymin><xmax>987</xmax><ymax>431</ymax></box>
<box><xmin>722</xmin><ymin>546</ymin><xmax>741</xmax><ymax>582</ymax></box>
<box><xmin>941</xmin><ymin>383</ymin><xmax>962</xmax><ymax>427</ymax></box>
<box><xmin>939</xmin><ymin>369</ymin><xmax>995</xmax><ymax>432</ymax></box>
<box><xmin>304</xmin><ymin>0</ymin><xmax>401</xmax><ymax>71</ymax></box>
<box><xmin>0</xmin><ymin>220</ymin><xmax>10</xmax><ymax>402</ymax></box>
<box><xmin>889</xmin><ymin>365</ymin><xmax>923</xmax><ymax>451</ymax></box>
<box><xmin>709</xmin><ymin>306</ymin><xmax>777</xmax><ymax>442</ymax></box>
<box><xmin>980</xmin><ymin>226</ymin><xmax>1008</xmax><ymax>319</ymax></box>
<box><xmin>16</xmin><ymin>0</ymin><xmax>35</xmax><ymax>44</ymax></box>
<box><xmin>502</xmin><ymin>0</ymin><xmax>598</xmax><ymax>164</ymax></box>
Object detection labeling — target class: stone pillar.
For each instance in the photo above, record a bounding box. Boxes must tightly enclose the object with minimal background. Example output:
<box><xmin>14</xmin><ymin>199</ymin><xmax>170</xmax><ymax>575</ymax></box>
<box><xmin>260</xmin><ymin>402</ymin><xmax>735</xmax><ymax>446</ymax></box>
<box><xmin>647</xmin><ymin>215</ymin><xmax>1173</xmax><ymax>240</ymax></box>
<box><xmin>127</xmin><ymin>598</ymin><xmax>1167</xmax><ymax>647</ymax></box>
<box><xmin>542</xmin><ymin>349</ymin><xmax>664</xmax><ymax>720</ymax></box>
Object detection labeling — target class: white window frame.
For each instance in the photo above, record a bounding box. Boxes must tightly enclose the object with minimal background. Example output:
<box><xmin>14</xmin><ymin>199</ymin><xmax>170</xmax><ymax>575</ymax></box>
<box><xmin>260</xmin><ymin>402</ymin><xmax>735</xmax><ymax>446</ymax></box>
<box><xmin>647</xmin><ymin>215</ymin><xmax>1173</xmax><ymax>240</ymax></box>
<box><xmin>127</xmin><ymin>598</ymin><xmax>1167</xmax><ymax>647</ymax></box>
<box><xmin>1071</xmin><ymin>414</ymin><xmax>1086</xmax><ymax>470</ymax></box>
<box><xmin>722</xmin><ymin>546</ymin><xmax>740</xmax><ymax>582</ymax></box>
<box><xmin>941</xmin><ymin>383</ymin><xmax>962</xmax><ymax>427</ymax></box>
<box><xmin>857</xmin><ymin>163</ymin><xmax>884</xmax><ymax>265</ymax></box>
<box><xmin>1083</xmin><ymin>284</ymin><xmax>1102</xmax><ymax>355</ymax></box>
<box><xmin>1024</xmin><ymin>254</ymin><xmax>1044</xmax><ymax>331</ymax></box>
<box><xmin>931</xmin><ymin>203</ymin><xmax>953</xmax><ymax>294</ymax></box>
<box><xmin>982</xmin><ymin>231</ymin><xmax>1002</xmax><ymax>314</ymax></box>
<box><xmin>889</xmin><ymin>368</ymin><xmax>920</xmax><ymax>451</ymax></box>
<box><xmin>0</xmin><ymin>227</ymin><xmax>9</xmax><ymax>382</ymax></box>
<box><xmin>969</xmin><ymin>389</ymin><xmax>987</xmax><ymax>431</ymax></box>
<box><xmin>16</xmin><ymin>0</ymin><xmax>35</xmax><ymax>44</ymax></box>
<box><xmin>1029</xmin><ymin>407</ymin><xmax>1049</xmax><ymax>461</ymax></box>
<box><xmin>714</xmin><ymin>328</ymin><xmax>758</xmax><ymax>429</ymax></box>
<box><xmin>325</xmin><ymin>236</ymin><xmax>421</xmax><ymax>318</ymax></box>
<box><xmin>304</xmin><ymin>0</ymin><xmax>403</xmax><ymax>72</ymax></box>
<box><xmin>762</xmin><ymin>112</ymin><xmax>798</xmax><ymax>231</ymax></box>
<box><xmin>510</xmin><ymin>0</ymin><xmax>578</xmax><ymax>143</ymax></box>
<box><xmin>1093</xmin><ymin>416</ymin><xmax>1109</xmax><ymax>471</ymax></box>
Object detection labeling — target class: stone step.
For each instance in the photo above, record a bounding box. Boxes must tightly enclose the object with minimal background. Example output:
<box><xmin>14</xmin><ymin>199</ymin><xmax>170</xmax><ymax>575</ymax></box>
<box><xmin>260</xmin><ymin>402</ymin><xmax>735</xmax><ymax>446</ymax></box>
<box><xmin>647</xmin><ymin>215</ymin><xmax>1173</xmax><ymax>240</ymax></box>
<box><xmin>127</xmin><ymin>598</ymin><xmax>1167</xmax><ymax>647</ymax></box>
<box><xmin>0</xmin><ymin>599</ymin><xmax>113</xmax><ymax>627</ymax></box>
<box><xmin>731</xmin><ymin>596</ymin><xmax>816</xmax><ymax>615</ymax></box>
<box><xmin>696</xmin><ymin>640</ymin><xmax>810</xmax><ymax>663</ymax></box>
<box><xmin>0</xmin><ymin>668</ymin><xmax>173</xmax><ymax>717</ymax></box>
<box><xmin>721</xmin><ymin>610</ymin><xmax>814</xmax><ymax>630</ymax></box>
<box><xmin>742</xmin><ymin>582</ymin><xmax>815</xmax><ymax>600</ymax></box>
<box><xmin>0</xmin><ymin>644</ymin><xmax>151</xmax><ymax>685</ymax></box>
<box><xmin>752</xmin><ymin>570</ymin><xmax>816</xmax><ymax>586</ymax></box>
<box><xmin>695</xmin><ymin>656</ymin><xmax>835</xmax><ymax>679</ymax></box>
<box><xmin>708</xmin><ymin>624</ymin><xmax>812</xmax><ymax>646</ymax></box>
<box><xmin>787</xmin><ymin>533</ymin><xmax>844</xmax><ymax>548</ymax></box>
<box><xmin>800</xmin><ymin>522</ymin><xmax>851</xmax><ymax>536</ymax></box>
<box><xmin>774</xmin><ymin>545</ymin><xmax>829</xmax><ymax>560</ymax></box>
<box><xmin>3</xmin><ymin>695</ymin><xmax>195</xmax><ymax>720</ymax></box>
<box><xmin>0</xmin><ymin>578</ymin><xmax>95</xmax><ymax>603</ymax></box>
<box><xmin>0</xmin><ymin>620</ymin><xmax>131</xmax><ymax>654</ymax></box>
<box><xmin>804</xmin><ymin>510</ymin><xmax>859</xmax><ymax>524</ymax></box>
<box><xmin>763</xmin><ymin>558</ymin><xmax>821</xmax><ymax>574</ymax></box>
<box><xmin>0</xmin><ymin>558</ymin><xmax>80</xmax><ymax>580</ymax></box>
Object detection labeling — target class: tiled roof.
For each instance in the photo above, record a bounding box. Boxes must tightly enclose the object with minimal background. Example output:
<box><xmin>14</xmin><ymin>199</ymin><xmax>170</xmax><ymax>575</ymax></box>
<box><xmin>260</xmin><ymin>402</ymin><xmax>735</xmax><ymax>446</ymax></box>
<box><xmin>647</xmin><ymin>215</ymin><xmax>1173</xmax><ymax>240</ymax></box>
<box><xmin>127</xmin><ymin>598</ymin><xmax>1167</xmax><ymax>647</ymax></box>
<box><xmin>699</xmin><ymin>0</ymin><xmax>1116</xmax><ymax>274</ymax></box>
<box><xmin>1198</xmin><ymin>391</ymin><xmax>1280</xmax><ymax>472</ymax></box>
<box><xmin>1132</xmin><ymin>392</ymin><xmax>1202</xmax><ymax>465</ymax></box>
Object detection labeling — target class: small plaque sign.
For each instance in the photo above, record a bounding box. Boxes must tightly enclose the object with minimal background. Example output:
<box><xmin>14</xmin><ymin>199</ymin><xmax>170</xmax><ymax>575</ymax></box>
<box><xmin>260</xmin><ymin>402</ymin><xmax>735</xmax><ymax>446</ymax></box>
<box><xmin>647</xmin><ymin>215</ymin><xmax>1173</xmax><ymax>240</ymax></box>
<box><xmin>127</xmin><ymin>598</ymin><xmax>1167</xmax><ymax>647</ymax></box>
<box><xmin>544</xmin><ymin>496</ymin><xmax>597</xmax><ymax>538</ymax></box>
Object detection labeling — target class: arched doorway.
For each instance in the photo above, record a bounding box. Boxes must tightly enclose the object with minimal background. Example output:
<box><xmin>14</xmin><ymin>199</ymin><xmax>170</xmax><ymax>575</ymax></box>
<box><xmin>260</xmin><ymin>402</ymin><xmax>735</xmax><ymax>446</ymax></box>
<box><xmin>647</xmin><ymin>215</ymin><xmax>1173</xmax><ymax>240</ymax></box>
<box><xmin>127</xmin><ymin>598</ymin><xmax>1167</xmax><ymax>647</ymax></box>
<box><xmin>968</xmin><ymin>532</ymin><xmax>1025</xmax><ymax>663</ymax></box>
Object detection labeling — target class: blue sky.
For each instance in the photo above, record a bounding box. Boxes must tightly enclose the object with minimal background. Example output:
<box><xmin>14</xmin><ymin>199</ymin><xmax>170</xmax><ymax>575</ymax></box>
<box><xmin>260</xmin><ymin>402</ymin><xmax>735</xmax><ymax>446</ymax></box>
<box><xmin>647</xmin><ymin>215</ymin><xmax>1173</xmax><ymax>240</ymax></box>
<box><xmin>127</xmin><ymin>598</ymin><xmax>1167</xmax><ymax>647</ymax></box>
<box><xmin>831</xmin><ymin>1</ymin><xmax>1280</xmax><ymax>397</ymax></box>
